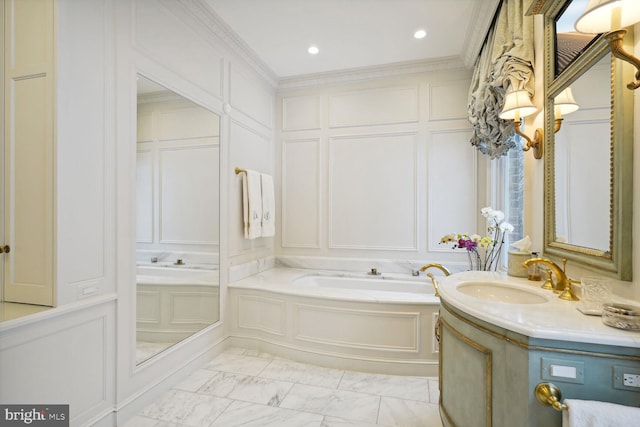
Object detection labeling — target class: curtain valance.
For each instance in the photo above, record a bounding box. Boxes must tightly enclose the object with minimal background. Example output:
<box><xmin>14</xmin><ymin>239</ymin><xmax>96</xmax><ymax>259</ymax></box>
<box><xmin>468</xmin><ymin>0</ymin><xmax>535</xmax><ymax>158</ymax></box>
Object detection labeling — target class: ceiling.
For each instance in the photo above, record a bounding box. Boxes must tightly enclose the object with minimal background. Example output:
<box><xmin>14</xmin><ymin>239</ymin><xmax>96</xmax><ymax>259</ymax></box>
<box><xmin>204</xmin><ymin>0</ymin><xmax>501</xmax><ymax>79</ymax></box>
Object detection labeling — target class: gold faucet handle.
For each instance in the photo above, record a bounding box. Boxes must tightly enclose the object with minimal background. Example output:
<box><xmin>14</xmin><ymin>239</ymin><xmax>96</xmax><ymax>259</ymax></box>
<box><xmin>426</xmin><ymin>273</ymin><xmax>440</xmax><ymax>297</ymax></box>
<box><xmin>541</xmin><ymin>270</ymin><xmax>554</xmax><ymax>290</ymax></box>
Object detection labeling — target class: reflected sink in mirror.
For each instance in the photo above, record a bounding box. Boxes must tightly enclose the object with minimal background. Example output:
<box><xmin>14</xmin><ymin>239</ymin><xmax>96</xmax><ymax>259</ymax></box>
<box><xmin>457</xmin><ymin>282</ymin><xmax>550</xmax><ymax>304</ymax></box>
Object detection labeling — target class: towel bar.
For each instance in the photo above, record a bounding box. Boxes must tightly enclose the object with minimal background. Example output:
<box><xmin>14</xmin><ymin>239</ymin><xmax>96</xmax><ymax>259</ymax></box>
<box><xmin>535</xmin><ymin>382</ymin><xmax>568</xmax><ymax>412</ymax></box>
<box><xmin>235</xmin><ymin>167</ymin><xmax>247</xmax><ymax>175</ymax></box>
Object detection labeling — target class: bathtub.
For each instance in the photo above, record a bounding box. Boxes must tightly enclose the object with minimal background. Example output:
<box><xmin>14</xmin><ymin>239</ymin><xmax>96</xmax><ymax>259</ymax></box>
<box><xmin>294</xmin><ymin>273</ymin><xmax>435</xmax><ymax>295</ymax></box>
<box><xmin>136</xmin><ymin>266</ymin><xmax>220</xmax><ymax>346</ymax></box>
<box><xmin>228</xmin><ymin>268</ymin><xmax>441</xmax><ymax>376</ymax></box>
<box><xmin>136</xmin><ymin>265</ymin><xmax>219</xmax><ymax>285</ymax></box>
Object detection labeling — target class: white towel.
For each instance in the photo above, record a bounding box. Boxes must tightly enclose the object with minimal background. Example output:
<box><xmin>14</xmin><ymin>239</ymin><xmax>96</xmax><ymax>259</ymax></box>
<box><xmin>261</xmin><ymin>173</ymin><xmax>275</xmax><ymax>237</ymax></box>
<box><xmin>562</xmin><ymin>399</ymin><xmax>640</xmax><ymax>427</ymax></box>
<box><xmin>241</xmin><ymin>169</ymin><xmax>262</xmax><ymax>239</ymax></box>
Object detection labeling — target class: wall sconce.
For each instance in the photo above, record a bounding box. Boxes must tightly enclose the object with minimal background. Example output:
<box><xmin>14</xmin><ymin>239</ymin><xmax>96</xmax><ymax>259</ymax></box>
<box><xmin>499</xmin><ymin>88</ymin><xmax>579</xmax><ymax>159</ymax></box>
<box><xmin>575</xmin><ymin>0</ymin><xmax>640</xmax><ymax>90</ymax></box>
<box><xmin>553</xmin><ymin>87</ymin><xmax>579</xmax><ymax>133</ymax></box>
<box><xmin>499</xmin><ymin>90</ymin><xmax>544</xmax><ymax>159</ymax></box>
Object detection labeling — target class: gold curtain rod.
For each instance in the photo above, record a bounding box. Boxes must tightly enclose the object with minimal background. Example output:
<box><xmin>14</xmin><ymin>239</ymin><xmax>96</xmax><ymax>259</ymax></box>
<box><xmin>235</xmin><ymin>167</ymin><xmax>247</xmax><ymax>175</ymax></box>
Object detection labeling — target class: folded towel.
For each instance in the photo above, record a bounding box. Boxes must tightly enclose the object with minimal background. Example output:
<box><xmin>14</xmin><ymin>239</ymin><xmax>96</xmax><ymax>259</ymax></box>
<box><xmin>241</xmin><ymin>169</ymin><xmax>262</xmax><ymax>239</ymax></box>
<box><xmin>261</xmin><ymin>173</ymin><xmax>275</xmax><ymax>237</ymax></box>
<box><xmin>563</xmin><ymin>399</ymin><xmax>640</xmax><ymax>427</ymax></box>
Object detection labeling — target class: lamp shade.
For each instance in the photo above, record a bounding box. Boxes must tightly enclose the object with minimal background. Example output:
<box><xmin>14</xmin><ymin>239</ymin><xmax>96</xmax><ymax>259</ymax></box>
<box><xmin>554</xmin><ymin>87</ymin><xmax>579</xmax><ymax>116</ymax></box>
<box><xmin>499</xmin><ymin>90</ymin><xmax>537</xmax><ymax>120</ymax></box>
<box><xmin>575</xmin><ymin>0</ymin><xmax>640</xmax><ymax>33</ymax></box>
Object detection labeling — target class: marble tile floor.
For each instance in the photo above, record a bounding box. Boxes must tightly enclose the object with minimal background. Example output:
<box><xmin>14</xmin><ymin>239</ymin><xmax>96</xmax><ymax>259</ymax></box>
<box><xmin>125</xmin><ymin>347</ymin><xmax>443</xmax><ymax>427</ymax></box>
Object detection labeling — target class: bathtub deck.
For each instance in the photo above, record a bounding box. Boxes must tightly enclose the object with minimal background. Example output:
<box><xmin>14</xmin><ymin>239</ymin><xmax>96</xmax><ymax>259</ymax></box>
<box><xmin>229</xmin><ymin>267</ymin><xmax>439</xmax><ymax>304</ymax></box>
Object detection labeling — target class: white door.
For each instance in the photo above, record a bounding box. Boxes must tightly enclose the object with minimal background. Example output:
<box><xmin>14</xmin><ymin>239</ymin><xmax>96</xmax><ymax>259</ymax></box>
<box><xmin>2</xmin><ymin>0</ymin><xmax>54</xmax><ymax>306</ymax></box>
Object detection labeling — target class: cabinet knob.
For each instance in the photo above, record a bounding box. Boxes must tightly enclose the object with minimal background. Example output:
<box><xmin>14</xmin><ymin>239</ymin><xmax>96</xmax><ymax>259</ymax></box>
<box><xmin>0</xmin><ymin>245</ymin><xmax>10</xmax><ymax>253</ymax></box>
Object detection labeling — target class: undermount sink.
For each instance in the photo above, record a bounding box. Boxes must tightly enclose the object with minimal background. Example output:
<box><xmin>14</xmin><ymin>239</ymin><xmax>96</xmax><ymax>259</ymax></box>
<box><xmin>457</xmin><ymin>282</ymin><xmax>550</xmax><ymax>304</ymax></box>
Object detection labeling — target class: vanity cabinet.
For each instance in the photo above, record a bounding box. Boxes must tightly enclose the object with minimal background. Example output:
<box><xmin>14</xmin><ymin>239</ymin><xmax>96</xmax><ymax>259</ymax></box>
<box><xmin>439</xmin><ymin>302</ymin><xmax>640</xmax><ymax>427</ymax></box>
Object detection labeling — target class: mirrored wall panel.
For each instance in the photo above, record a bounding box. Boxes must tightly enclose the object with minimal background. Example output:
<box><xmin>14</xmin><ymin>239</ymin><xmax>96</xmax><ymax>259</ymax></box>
<box><xmin>553</xmin><ymin>55</ymin><xmax>611</xmax><ymax>251</ymax></box>
<box><xmin>136</xmin><ymin>75</ymin><xmax>220</xmax><ymax>364</ymax></box>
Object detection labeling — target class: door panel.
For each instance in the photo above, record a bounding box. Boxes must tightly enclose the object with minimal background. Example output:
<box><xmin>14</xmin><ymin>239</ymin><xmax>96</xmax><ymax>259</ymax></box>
<box><xmin>3</xmin><ymin>0</ymin><xmax>54</xmax><ymax>306</ymax></box>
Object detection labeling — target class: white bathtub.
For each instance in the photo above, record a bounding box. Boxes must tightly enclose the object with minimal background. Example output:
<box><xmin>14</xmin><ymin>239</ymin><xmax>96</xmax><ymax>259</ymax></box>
<box><xmin>228</xmin><ymin>268</ymin><xmax>441</xmax><ymax>376</ymax></box>
<box><xmin>136</xmin><ymin>265</ymin><xmax>219</xmax><ymax>285</ymax></box>
<box><xmin>294</xmin><ymin>273</ymin><xmax>434</xmax><ymax>295</ymax></box>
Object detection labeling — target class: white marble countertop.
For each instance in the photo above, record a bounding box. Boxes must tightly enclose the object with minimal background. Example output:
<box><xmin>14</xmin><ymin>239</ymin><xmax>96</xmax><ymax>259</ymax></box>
<box><xmin>438</xmin><ymin>271</ymin><xmax>640</xmax><ymax>349</ymax></box>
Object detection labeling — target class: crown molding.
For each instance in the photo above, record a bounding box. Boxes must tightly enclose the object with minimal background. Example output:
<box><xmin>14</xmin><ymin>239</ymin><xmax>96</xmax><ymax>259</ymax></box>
<box><xmin>176</xmin><ymin>0</ymin><xmax>279</xmax><ymax>88</ymax></box>
<box><xmin>277</xmin><ymin>56</ymin><xmax>468</xmax><ymax>91</ymax></box>
<box><xmin>179</xmin><ymin>0</ymin><xmax>486</xmax><ymax>91</ymax></box>
<box><xmin>461</xmin><ymin>0</ymin><xmax>502</xmax><ymax>68</ymax></box>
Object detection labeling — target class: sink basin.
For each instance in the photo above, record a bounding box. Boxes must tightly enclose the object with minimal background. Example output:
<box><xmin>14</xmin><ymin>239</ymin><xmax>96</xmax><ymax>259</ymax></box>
<box><xmin>457</xmin><ymin>282</ymin><xmax>550</xmax><ymax>304</ymax></box>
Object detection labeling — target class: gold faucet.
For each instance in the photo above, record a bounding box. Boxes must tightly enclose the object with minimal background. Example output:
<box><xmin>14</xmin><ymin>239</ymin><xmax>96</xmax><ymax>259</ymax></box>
<box><xmin>521</xmin><ymin>257</ymin><xmax>579</xmax><ymax>301</ymax></box>
<box><xmin>420</xmin><ymin>263</ymin><xmax>451</xmax><ymax>297</ymax></box>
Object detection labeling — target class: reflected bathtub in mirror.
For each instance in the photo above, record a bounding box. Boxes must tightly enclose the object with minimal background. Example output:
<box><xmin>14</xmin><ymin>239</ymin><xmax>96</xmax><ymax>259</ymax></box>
<box><xmin>136</xmin><ymin>75</ymin><xmax>221</xmax><ymax>364</ymax></box>
<box><xmin>136</xmin><ymin>266</ymin><xmax>220</xmax><ymax>364</ymax></box>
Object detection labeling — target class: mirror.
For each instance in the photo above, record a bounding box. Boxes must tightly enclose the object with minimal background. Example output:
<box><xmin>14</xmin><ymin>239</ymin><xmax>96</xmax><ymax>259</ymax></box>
<box><xmin>553</xmin><ymin>0</ymin><xmax>598</xmax><ymax>78</ymax></box>
<box><xmin>541</xmin><ymin>0</ymin><xmax>633</xmax><ymax>280</ymax></box>
<box><xmin>135</xmin><ymin>75</ymin><xmax>221</xmax><ymax>364</ymax></box>
<box><xmin>553</xmin><ymin>54</ymin><xmax>610</xmax><ymax>251</ymax></box>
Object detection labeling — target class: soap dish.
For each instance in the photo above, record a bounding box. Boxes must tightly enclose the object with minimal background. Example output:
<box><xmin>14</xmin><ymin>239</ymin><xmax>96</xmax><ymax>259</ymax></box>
<box><xmin>602</xmin><ymin>303</ymin><xmax>640</xmax><ymax>331</ymax></box>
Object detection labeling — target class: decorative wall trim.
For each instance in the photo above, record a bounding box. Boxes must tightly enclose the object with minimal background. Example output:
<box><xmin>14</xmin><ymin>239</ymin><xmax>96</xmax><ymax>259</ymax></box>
<box><xmin>327</xmin><ymin>132</ymin><xmax>419</xmax><ymax>251</ymax></box>
<box><xmin>237</xmin><ymin>295</ymin><xmax>286</xmax><ymax>336</ymax></box>
<box><xmin>281</xmin><ymin>138</ymin><xmax>322</xmax><ymax>249</ymax></box>
<box><xmin>176</xmin><ymin>0</ymin><xmax>278</xmax><ymax>88</ymax></box>
<box><xmin>429</xmin><ymin>80</ymin><xmax>472</xmax><ymax>121</ymax></box>
<box><xmin>278</xmin><ymin>56</ymin><xmax>467</xmax><ymax>91</ymax></box>
<box><xmin>282</xmin><ymin>95</ymin><xmax>322</xmax><ymax>131</ymax></box>
<box><xmin>328</xmin><ymin>85</ymin><xmax>419</xmax><ymax>128</ymax></box>
<box><xmin>292</xmin><ymin>303</ymin><xmax>420</xmax><ymax>353</ymax></box>
<box><xmin>426</xmin><ymin>128</ymin><xmax>476</xmax><ymax>253</ymax></box>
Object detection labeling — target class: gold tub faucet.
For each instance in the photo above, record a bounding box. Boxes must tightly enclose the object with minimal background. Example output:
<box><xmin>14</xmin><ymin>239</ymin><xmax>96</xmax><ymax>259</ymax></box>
<box><xmin>521</xmin><ymin>257</ymin><xmax>579</xmax><ymax>301</ymax></box>
<box><xmin>419</xmin><ymin>263</ymin><xmax>451</xmax><ymax>297</ymax></box>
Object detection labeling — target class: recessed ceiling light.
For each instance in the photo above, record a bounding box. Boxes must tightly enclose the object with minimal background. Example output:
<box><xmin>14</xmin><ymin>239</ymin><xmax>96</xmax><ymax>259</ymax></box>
<box><xmin>308</xmin><ymin>45</ymin><xmax>319</xmax><ymax>55</ymax></box>
<box><xmin>414</xmin><ymin>29</ymin><xmax>427</xmax><ymax>39</ymax></box>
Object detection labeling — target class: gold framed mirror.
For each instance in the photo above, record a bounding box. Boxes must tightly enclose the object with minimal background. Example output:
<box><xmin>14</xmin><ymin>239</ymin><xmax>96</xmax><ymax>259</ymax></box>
<box><xmin>533</xmin><ymin>0</ymin><xmax>634</xmax><ymax>280</ymax></box>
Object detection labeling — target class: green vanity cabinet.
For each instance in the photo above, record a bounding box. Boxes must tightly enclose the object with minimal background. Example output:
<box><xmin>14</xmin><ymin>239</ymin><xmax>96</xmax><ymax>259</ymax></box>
<box><xmin>438</xmin><ymin>302</ymin><xmax>640</xmax><ymax>427</ymax></box>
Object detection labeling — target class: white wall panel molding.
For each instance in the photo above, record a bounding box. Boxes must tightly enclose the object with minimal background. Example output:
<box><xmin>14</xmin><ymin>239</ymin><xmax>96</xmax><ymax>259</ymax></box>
<box><xmin>282</xmin><ymin>95</ymin><xmax>321</xmax><ymax>131</ymax></box>
<box><xmin>228</xmin><ymin>288</ymin><xmax>438</xmax><ymax>376</ymax></box>
<box><xmin>426</xmin><ymin>128</ymin><xmax>477</xmax><ymax>252</ymax></box>
<box><xmin>278</xmin><ymin>57</ymin><xmax>466</xmax><ymax>90</ymax></box>
<box><xmin>0</xmin><ymin>299</ymin><xmax>115</xmax><ymax>425</ymax></box>
<box><xmin>229</xmin><ymin>119</ymin><xmax>274</xmax><ymax>258</ymax></box>
<box><xmin>429</xmin><ymin>80</ymin><xmax>472</xmax><ymax>121</ymax></box>
<box><xmin>237</xmin><ymin>295</ymin><xmax>285</xmax><ymax>336</ymax></box>
<box><xmin>229</xmin><ymin>63</ymin><xmax>274</xmax><ymax>130</ymax></box>
<box><xmin>328</xmin><ymin>132</ymin><xmax>418</xmax><ymax>251</ymax></box>
<box><xmin>328</xmin><ymin>86</ymin><xmax>419</xmax><ymax>128</ymax></box>
<box><xmin>159</xmin><ymin>145</ymin><xmax>219</xmax><ymax>245</ymax></box>
<box><xmin>133</xmin><ymin>0</ymin><xmax>225</xmax><ymax>100</ymax></box>
<box><xmin>293</xmin><ymin>304</ymin><xmax>420</xmax><ymax>352</ymax></box>
<box><xmin>136</xmin><ymin>150</ymin><xmax>154</xmax><ymax>244</ymax></box>
<box><xmin>174</xmin><ymin>0</ymin><xmax>278</xmax><ymax>88</ymax></box>
<box><xmin>281</xmin><ymin>138</ymin><xmax>322</xmax><ymax>249</ymax></box>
